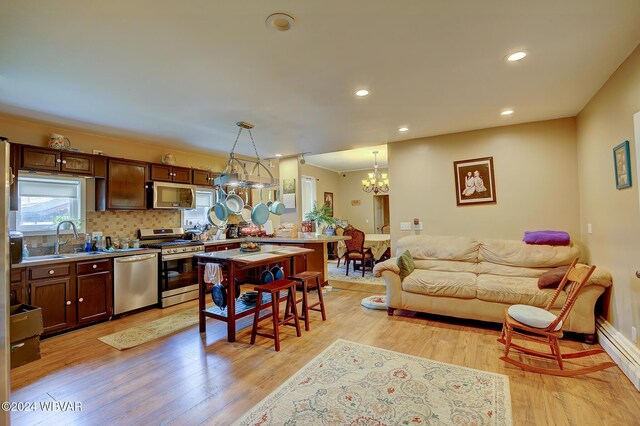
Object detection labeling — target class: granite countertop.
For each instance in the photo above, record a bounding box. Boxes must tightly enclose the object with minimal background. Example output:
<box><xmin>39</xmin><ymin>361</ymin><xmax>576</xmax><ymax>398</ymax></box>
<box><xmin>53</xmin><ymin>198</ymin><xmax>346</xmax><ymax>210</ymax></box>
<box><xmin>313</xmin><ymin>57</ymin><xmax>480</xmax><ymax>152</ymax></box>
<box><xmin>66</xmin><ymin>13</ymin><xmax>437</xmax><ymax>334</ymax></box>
<box><xmin>200</xmin><ymin>235</ymin><xmax>348</xmax><ymax>245</ymax></box>
<box><xmin>248</xmin><ymin>235</ymin><xmax>349</xmax><ymax>243</ymax></box>
<box><xmin>195</xmin><ymin>244</ymin><xmax>314</xmax><ymax>262</ymax></box>
<box><xmin>201</xmin><ymin>238</ymin><xmax>243</xmax><ymax>246</ymax></box>
<box><xmin>11</xmin><ymin>248</ymin><xmax>161</xmax><ymax>268</ymax></box>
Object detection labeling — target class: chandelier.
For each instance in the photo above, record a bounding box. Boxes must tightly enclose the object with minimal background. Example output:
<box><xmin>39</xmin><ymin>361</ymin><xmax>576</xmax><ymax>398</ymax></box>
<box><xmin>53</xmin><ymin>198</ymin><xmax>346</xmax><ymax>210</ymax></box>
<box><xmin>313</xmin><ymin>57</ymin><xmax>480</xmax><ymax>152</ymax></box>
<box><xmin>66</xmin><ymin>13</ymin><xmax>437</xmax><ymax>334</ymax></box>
<box><xmin>362</xmin><ymin>151</ymin><xmax>389</xmax><ymax>194</ymax></box>
<box><xmin>214</xmin><ymin>121</ymin><xmax>278</xmax><ymax>189</ymax></box>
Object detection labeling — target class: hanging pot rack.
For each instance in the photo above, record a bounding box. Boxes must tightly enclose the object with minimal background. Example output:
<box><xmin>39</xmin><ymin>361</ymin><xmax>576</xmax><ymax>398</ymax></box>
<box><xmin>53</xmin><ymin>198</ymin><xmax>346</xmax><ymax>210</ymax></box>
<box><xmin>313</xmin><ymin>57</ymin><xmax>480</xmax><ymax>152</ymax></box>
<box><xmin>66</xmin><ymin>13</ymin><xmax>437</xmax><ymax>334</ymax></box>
<box><xmin>214</xmin><ymin>121</ymin><xmax>279</xmax><ymax>189</ymax></box>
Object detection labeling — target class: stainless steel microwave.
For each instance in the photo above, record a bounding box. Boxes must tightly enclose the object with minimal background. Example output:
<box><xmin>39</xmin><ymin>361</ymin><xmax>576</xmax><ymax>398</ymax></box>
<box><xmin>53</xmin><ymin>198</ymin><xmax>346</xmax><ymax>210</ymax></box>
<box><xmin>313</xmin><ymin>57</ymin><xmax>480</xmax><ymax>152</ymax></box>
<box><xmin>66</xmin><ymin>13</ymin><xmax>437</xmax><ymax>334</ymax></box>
<box><xmin>148</xmin><ymin>182</ymin><xmax>196</xmax><ymax>209</ymax></box>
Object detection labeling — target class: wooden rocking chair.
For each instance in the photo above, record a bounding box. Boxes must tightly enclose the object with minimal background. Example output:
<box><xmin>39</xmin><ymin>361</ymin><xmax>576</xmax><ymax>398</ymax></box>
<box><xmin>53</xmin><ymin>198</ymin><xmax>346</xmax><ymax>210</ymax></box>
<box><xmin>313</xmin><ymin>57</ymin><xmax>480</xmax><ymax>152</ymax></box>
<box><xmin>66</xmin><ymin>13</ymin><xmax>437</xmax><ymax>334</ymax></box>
<box><xmin>498</xmin><ymin>258</ymin><xmax>616</xmax><ymax>376</ymax></box>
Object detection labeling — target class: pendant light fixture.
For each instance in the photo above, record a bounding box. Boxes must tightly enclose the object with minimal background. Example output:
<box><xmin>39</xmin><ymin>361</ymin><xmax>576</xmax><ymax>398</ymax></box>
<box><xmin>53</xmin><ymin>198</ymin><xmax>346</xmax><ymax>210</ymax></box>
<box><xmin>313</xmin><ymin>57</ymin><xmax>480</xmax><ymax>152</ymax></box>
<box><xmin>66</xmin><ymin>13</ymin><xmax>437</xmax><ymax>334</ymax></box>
<box><xmin>362</xmin><ymin>151</ymin><xmax>389</xmax><ymax>194</ymax></box>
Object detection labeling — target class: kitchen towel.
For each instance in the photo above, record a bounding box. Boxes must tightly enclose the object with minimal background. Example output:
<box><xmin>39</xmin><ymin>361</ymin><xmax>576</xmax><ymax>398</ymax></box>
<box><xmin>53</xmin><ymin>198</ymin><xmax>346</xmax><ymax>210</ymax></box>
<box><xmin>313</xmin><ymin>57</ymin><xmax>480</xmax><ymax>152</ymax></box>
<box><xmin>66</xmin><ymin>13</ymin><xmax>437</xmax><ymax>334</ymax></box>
<box><xmin>204</xmin><ymin>263</ymin><xmax>223</xmax><ymax>284</ymax></box>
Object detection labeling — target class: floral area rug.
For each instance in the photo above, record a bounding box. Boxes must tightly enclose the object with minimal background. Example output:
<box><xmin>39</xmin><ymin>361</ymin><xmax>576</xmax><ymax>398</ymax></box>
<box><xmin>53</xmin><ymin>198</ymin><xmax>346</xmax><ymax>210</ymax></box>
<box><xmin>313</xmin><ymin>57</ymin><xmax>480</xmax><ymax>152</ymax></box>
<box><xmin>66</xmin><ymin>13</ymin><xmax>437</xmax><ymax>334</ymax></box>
<box><xmin>327</xmin><ymin>260</ymin><xmax>386</xmax><ymax>286</ymax></box>
<box><xmin>234</xmin><ymin>339</ymin><xmax>512</xmax><ymax>425</ymax></box>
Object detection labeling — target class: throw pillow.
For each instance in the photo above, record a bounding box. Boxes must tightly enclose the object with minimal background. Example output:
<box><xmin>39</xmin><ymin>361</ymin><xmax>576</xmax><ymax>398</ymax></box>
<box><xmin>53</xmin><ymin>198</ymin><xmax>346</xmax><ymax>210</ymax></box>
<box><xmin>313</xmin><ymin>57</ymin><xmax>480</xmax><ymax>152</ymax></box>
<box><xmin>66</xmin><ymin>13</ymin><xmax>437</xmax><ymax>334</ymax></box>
<box><xmin>538</xmin><ymin>265</ymin><xmax>571</xmax><ymax>289</ymax></box>
<box><xmin>397</xmin><ymin>250</ymin><xmax>415</xmax><ymax>281</ymax></box>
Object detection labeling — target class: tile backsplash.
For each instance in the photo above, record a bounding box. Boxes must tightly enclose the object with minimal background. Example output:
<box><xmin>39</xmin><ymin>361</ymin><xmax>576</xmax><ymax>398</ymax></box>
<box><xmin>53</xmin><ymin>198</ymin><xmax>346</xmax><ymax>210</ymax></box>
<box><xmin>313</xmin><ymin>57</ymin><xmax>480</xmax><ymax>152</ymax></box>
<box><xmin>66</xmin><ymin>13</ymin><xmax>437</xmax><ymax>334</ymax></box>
<box><xmin>24</xmin><ymin>210</ymin><xmax>181</xmax><ymax>255</ymax></box>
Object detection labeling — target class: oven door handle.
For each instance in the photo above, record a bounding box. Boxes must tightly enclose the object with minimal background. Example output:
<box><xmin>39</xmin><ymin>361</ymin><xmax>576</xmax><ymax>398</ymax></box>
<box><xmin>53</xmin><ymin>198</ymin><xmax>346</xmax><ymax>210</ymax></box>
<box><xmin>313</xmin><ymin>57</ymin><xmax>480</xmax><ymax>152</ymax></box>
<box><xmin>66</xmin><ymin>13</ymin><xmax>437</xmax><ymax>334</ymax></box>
<box><xmin>162</xmin><ymin>252</ymin><xmax>199</xmax><ymax>261</ymax></box>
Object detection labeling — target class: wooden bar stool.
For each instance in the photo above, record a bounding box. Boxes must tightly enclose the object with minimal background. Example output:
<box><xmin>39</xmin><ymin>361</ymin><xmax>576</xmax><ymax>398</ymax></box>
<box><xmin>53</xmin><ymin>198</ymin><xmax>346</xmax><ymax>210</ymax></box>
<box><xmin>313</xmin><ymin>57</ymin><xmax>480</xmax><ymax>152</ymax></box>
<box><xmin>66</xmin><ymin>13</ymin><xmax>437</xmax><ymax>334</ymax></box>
<box><xmin>250</xmin><ymin>279</ymin><xmax>301</xmax><ymax>351</ymax></box>
<box><xmin>288</xmin><ymin>271</ymin><xmax>327</xmax><ymax>331</ymax></box>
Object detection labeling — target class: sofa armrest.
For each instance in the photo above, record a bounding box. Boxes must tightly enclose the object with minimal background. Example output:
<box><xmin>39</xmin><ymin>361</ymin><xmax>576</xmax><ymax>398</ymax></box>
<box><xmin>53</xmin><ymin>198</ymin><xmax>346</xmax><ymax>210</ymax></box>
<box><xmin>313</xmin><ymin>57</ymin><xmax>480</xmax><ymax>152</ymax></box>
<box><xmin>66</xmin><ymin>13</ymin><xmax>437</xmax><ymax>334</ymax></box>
<box><xmin>583</xmin><ymin>266</ymin><xmax>612</xmax><ymax>288</ymax></box>
<box><xmin>373</xmin><ymin>257</ymin><xmax>400</xmax><ymax>277</ymax></box>
<box><xmin>380</xmin><ymin>270</ymin><xmax>403</xmax><ymax>308</ymax></box>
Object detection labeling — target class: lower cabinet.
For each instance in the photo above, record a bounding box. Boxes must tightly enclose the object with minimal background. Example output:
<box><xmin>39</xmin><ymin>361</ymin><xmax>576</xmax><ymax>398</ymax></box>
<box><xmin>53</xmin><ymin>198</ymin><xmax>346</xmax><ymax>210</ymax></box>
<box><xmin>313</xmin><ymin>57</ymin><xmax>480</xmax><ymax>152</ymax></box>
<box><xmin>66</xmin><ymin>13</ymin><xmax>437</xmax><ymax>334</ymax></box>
<box><xmin>30</xmin><ymin>275</ymin><xmax>76</xmax><ymax>334</ymax></box>
<box><xmin>77</xmin><ymin>270</ymin><xmax>112</xmax><ymax>325</ymax></box>
<box><xmin>25</xmin><ymin>259</ymin><xmax>114</xmax><ymax>336</ymax></box>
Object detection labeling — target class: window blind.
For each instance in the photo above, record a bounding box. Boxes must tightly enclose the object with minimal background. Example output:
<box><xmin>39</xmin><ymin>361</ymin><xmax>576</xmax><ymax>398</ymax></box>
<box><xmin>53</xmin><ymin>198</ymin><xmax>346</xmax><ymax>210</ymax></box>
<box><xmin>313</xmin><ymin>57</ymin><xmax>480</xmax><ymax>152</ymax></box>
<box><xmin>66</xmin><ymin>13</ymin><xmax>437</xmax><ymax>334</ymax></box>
<box><xmin>19</xmin><ymin>178</ymin><xmax>80</xmax><ymax>198</ymax></box>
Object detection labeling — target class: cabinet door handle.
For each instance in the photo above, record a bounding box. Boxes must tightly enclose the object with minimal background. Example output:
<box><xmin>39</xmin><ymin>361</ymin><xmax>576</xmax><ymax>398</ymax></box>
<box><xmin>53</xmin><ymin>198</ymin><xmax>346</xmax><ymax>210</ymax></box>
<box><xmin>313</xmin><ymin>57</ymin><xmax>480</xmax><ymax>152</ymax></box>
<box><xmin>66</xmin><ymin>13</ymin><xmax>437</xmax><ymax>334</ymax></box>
<box><xmin>56</xmin><ymin>159</ymin><xmax>62</xmax><ymax>163</ymax></box>
<box><xmin>144</xmin><ymin>185</ymin><xmax>148</xmax><ymax>189</ymax></box>
<box><xmin>62</xmin><ymin>160</ymin><xmax>67</xmax><ymax>164</ymax></box>
<box><xmin>78</xmin><ymin>298</ymin><xmax>84</xmax><ymax>303</ymax></box>
<box><xmin>49</xmin><ymin>269</ymin><xmax>55</xmax><ymax>275</ymax></box>
<box><xmin>66</xmin><ymin>301</ymin><xmax>71</xmax><ymax>305</ymax></box>
<box><xmin>92</xmin><ymin>264</ymin><xmax>98</xmax><ymax>269</ymax></box>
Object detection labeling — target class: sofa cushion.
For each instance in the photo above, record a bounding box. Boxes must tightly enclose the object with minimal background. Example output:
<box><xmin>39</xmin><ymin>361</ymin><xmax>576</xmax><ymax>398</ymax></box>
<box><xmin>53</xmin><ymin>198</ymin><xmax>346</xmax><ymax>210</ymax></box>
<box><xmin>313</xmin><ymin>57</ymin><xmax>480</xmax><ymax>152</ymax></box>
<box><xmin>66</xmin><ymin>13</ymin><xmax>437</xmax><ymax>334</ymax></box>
<box><xmin>414</xmin><ymin>259</ymin><xmax>477</xmax><ymax>274</ymax></box>
<box><xmin>402</xmin><ymin>269</ymin><xmax>477</xmax><ymax>299</ymax></box>
<box><xmin>476</xmin><ymin>274</ymin><xmax>566</xmax><ymax>308</ymax></box>
<box><xmin>477</xmin><ymin>261</ymin><xmax>547</xmax><ymax>278</ymax></box>
<box><xmin>478</xmin><ymin>239</ymin><xmax>580</xmax><ymax>268</ymax></box>
<box><xmin>508</xmin><ymin>304</ymin><xmax>562</xmax><ymax>331</ymax></box>
<box><xmin>537</xmin><ymin>265</ymin><xmax>571</xmax><ymax>289</ymax></box>
<box><xmin>397</xmin><ymin>250</ymin><xmax>415</xmax><ymax>281</ymax></box>
<box><xmin>396</xmin><ymin>235</ymin><xmax>479</xmax><ymax>262</ymax></box>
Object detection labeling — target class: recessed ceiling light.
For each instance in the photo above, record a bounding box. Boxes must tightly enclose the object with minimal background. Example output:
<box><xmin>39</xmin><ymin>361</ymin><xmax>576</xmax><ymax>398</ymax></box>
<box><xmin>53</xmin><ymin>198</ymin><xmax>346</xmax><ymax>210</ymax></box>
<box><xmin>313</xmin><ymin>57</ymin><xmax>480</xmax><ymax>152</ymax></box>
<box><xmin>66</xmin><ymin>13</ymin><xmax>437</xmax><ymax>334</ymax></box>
<box><xmin>266</xmin><ymin>13</ymin><xmax>295</xmax><ymax>32</ymax></box>
<box><xmin>355</xmin><ymin>89</ymin><xmax>369</xmax><ymax>97</ymax></box>
<box><xmin>398</xmin><ymin>127</ymin><xmax>409</xmax><ymax>132</ymax></box>
<box><xmin>275</xmin><ymin>154</ymin><xmax>283</xmax><ymax>157</ymax></box>
<box><xmin>506</xmin><ymin>51</ymin><xmax>527</xmax><ymax>62</ymax></box>
<box><xmin>501</xmin><ymin>109</ymin><xmax>514</xmax><ymax>116</ymax></box>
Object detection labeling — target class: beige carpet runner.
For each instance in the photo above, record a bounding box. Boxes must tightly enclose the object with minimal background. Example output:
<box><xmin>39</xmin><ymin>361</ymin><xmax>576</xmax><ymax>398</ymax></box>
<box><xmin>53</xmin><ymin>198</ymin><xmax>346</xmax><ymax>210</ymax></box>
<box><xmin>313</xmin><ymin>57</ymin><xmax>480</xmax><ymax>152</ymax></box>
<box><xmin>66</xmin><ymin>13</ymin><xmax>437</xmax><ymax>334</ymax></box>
<box><xmin>235</xmin><ymin>339</ymin><xmax>512</xmax><ymax>425</ymax></box>
<box><xmin>98</xmin><ymin>306</ymin><xmax>202</xmax><ymax>350</ymax></box>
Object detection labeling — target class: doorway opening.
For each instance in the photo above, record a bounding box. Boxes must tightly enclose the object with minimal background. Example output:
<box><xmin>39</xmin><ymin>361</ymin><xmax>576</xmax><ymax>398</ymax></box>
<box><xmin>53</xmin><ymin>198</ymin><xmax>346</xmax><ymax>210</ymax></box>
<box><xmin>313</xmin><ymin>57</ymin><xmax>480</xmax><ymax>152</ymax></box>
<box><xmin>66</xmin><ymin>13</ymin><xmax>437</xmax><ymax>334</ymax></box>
<box><xmin>373</xmin><ymin>194</ymin><xmax>390</xmax><ymax>233</ymax></box>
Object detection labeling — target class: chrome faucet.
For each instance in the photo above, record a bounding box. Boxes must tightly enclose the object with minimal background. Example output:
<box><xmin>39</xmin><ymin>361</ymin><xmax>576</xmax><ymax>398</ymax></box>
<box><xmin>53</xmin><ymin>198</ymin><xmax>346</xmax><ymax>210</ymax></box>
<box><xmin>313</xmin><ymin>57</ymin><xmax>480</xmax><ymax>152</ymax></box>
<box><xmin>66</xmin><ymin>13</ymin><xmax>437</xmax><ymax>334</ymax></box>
<box><xmin>54</xmin><ymin>221</ymin><xmax>79</xmax><ymax>255</ymax></box>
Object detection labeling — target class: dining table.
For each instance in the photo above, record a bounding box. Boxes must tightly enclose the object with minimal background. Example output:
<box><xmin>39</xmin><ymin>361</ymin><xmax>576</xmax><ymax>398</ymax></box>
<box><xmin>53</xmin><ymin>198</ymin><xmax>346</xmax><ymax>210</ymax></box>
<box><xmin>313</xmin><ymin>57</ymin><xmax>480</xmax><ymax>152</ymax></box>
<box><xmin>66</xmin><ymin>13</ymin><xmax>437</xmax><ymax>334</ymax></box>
<box><xmin>196</xmin><ymin>244</ymin><xmax>314</xmax><ymax>342</ymax></box>
<box><xmin>364</xmin><ymin>233</ymin><xmax>391</xmax><ymax>260</ymax></box>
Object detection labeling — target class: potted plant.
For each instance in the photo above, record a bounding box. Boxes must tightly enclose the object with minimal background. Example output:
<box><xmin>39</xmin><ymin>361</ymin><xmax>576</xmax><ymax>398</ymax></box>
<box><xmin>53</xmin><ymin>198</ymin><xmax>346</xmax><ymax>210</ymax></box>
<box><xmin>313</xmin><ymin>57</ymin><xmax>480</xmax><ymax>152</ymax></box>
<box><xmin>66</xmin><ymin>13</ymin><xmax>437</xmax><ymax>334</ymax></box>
<box><xmin>304</xmin><ymin>202</ymin><xmax>333</xmax><ymax>236</ymax></box>
<box><xmin>324</xmin><ymin>218</ymin><xmax>338</xmax><ymax>236</ymax></box>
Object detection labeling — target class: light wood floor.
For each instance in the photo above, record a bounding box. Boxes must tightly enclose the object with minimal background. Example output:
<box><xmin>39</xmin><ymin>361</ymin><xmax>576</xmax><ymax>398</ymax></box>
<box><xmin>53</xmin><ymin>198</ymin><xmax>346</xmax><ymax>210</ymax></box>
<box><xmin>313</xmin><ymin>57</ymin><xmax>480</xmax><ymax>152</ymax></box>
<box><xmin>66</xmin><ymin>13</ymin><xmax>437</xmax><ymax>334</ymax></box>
<box><xmin>10</xmin><ymin>282</ymin><xmax>640</xmax><ymax>425</ymax></box>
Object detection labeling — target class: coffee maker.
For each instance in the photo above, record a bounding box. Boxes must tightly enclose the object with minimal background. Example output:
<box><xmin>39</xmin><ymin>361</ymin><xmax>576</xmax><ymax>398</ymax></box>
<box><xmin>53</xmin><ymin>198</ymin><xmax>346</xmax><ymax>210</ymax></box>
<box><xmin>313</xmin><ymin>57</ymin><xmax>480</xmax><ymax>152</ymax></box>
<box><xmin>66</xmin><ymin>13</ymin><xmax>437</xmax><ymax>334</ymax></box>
<box><xmin>9</xmin><ymin>231</ymin><xmax>23</xmax><ymax>264</ymax></box>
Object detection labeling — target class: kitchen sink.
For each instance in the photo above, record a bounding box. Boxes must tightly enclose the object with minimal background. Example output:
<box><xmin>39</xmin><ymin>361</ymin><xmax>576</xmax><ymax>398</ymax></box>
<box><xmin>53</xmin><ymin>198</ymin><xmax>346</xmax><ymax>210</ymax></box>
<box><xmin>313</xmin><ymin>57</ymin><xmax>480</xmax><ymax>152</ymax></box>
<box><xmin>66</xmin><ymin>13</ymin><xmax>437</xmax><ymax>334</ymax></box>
<box><xmin>21</xmin><ymin>254</ymin><xmax>69</xmax><ymax>262</ymax></box>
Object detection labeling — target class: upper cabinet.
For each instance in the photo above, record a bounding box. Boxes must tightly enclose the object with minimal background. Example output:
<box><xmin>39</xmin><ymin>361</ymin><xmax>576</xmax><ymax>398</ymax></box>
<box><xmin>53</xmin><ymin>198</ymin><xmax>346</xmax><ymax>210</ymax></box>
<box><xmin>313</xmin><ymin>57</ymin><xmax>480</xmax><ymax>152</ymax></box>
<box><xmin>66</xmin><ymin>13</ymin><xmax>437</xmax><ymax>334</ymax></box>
<box><xmin>21</xmin><ymin>146</ymin><xmax>95</xmax><ymax>176</ymax></box>
<box><xmin>192</xmin><ymin>169</ymin><xmax>217</xmax><ymax>186</ymax></box>
<box><xmin>21</xmin><ymin>146</ymin><xmax>60</xmax><ymax>171</ymax></box>
<box><xmin>150</xmin><ymin>164</ymin><xmax>192</xmax><ymax>184</ymax></box>
<box><xmin>105</xmin><ymin>158</ymin><xmax>149</xmax><ymax>210</ymax></box>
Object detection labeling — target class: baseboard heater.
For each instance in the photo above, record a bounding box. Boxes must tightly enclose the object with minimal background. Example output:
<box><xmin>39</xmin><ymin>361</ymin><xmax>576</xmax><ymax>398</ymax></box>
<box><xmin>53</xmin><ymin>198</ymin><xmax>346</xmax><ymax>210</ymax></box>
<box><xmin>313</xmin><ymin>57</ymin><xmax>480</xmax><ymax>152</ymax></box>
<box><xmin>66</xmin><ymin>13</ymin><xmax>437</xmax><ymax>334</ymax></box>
<box><xmin>596</xmin><ymin>316</ymin><xmax>640</xmax><ymax>391</ymax></box>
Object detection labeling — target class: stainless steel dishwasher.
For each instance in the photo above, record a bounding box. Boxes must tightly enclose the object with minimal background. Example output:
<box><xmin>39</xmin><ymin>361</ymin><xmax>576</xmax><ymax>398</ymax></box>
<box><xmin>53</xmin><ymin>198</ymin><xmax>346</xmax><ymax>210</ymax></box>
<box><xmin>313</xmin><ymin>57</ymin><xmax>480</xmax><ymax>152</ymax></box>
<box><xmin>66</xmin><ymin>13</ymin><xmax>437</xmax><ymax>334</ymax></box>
<box><xmin>113</xmin><ymin>253</ymin><xmax>159</xmax><ymax>314</ymax></box>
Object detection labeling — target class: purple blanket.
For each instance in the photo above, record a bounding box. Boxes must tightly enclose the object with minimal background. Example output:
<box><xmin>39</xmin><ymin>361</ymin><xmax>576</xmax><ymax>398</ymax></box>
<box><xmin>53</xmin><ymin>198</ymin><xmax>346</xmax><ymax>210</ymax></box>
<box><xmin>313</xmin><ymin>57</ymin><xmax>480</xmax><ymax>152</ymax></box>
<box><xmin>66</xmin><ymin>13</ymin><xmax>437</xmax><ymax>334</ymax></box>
<box><xmin>523</xmin><ymin>230</ymin><xmax>570</xmax><ymax>246</ymax></box>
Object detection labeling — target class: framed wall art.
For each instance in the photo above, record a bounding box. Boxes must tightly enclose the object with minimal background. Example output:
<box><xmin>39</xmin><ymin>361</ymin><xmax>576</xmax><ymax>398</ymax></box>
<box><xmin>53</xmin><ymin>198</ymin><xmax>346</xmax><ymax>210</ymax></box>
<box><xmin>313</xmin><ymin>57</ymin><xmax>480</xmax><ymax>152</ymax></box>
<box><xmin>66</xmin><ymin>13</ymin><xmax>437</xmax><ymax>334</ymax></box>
<box><xmin>613</xmin><ymin>140</ymin><xmax>632</xmax><ymax>189</ymax></box>
<box><xmin>453</xmin><ymin>156</ymin><xmax>497</xmax><ymax>206</ymax></box>
<box><xmin>323</xmin><ymin>192</ymin><xmax>334</xmax><ymax>216</ymax></box>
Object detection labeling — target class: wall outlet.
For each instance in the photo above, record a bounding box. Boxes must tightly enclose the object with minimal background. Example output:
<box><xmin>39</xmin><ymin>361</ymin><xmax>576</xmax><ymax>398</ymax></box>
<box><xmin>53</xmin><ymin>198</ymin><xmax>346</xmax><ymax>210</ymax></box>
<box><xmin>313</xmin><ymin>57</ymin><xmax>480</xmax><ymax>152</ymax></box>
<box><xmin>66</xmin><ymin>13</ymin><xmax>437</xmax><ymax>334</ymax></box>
<box><xmin>414</xmin><ymin>222</ymin><xmax>423</xmax><ymax>230</ymax></box>
<box><xmin>587</xmin><ymin>223</ymin><xmax>593</xmax><ymax>234</ymax></box>
<box><xmin>400</xmin><ymin>222</ymin><xmax>411</xmax><ymax>230</ymax></box>
<box><xmin>632</xmin><ymin>326</ymin><xmax>638</xmax><ymax>343</ymax></box>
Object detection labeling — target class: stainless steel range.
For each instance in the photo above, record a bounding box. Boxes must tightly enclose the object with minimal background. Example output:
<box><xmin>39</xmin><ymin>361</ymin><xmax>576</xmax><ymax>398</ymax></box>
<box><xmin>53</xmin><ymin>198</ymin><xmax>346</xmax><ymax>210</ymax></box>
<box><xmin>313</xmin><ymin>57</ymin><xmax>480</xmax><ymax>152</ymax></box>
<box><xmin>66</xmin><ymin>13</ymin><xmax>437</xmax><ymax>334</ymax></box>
<box><xmin>139</xmin><ymin>227</ymin><xmax>204</xmax><ymax>308</ymax></box>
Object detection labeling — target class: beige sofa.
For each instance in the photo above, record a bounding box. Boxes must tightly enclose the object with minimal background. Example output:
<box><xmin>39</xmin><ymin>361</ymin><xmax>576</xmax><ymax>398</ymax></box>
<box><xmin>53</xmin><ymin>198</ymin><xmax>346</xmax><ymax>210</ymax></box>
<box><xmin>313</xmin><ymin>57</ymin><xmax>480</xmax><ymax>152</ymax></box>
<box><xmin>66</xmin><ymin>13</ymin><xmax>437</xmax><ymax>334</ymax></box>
<box><xmin>373</xmin><ymin>235</ymin><xmax>612</xmax><ymax>341</ymax></box>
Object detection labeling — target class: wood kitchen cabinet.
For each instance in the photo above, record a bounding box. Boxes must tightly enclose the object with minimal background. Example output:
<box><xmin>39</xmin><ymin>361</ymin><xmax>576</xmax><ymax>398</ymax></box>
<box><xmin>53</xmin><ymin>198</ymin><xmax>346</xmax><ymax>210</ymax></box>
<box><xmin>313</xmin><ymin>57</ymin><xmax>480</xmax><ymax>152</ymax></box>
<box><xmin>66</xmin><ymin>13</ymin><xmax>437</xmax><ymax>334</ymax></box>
<box><xmin>21</xmin><ymin>145</ymin><xmax>94</xmax><ymax>175</ymax></box>
<box><xmin>9</xmin><ymin>143</ymin><xmax>20</xmax><ymax>211</ymax></box>
<box><xmin>24</xmin><ymin>258</ymin><xmax>113</xmax><ymax>336</ymax></box>
<box><xmin>10</xmin><ymin>269</ymin><xmax>27</xmax><ymax>306</ymax></box>
<box><xmin>76</xmin><ymin>259</ymin><xmax>113</xmax><ymax>325</ymax></box>
<box><xmin>21</xmin><ymin>146</ymin><xmax>60</xmax><ymax>172</ymax></box>
<box><xmin>192</xmin><ymin>169</ymin><xmax>216</xmax><ymax>186</ymax></box>
<box><xmin>150</xmin><ymin>164</ymin><xmax>192</xmax><ymax>184</ymax></box>
<box><xmin>28</xmin><ymin>264</ymin><xmax>76</xmax><ymax>334</ymax></box>
<box><xmin>60</xmin><ymin>151</ymin><xmax>94</xmax><ymax>175</ymax></box>
<box><xmin>106</xmin><ymin>158</ymin><xmax>149</xmax><ymax>210</ymax></box>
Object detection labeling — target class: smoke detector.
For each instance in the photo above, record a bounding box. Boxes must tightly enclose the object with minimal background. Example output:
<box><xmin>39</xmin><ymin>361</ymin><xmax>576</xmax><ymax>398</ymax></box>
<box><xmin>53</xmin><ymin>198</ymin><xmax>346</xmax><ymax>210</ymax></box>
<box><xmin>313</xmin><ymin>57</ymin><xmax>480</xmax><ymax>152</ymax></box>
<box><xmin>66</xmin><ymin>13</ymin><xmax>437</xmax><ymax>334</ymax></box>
<box><xmin>266</xmin><ymin>13</ymin><xmax>295</xmax><ymax>32</ymax></box>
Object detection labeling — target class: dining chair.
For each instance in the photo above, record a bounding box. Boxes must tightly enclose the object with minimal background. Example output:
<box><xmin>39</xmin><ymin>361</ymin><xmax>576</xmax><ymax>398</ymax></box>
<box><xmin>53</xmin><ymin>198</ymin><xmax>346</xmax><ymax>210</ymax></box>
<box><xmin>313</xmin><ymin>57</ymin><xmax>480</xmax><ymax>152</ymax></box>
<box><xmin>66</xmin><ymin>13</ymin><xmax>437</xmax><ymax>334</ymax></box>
<box><xmin>498</xmin><ymin>258</ymin><xmax>616</xmax><ymax>376</ymax></box>
<box><xmin>381</xmin><ymin>224</ymin><xmax>391</xmax><ymax>234</ymax></box>
<box><xmin>343</xmin><ymin>227</ymin><xmax>373</xmax><ymax>277</ymax></box>
<box><xmin>335</xmin><ymin>226</ymin><xmax>346</xmax><ymax>267</ymax></box>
